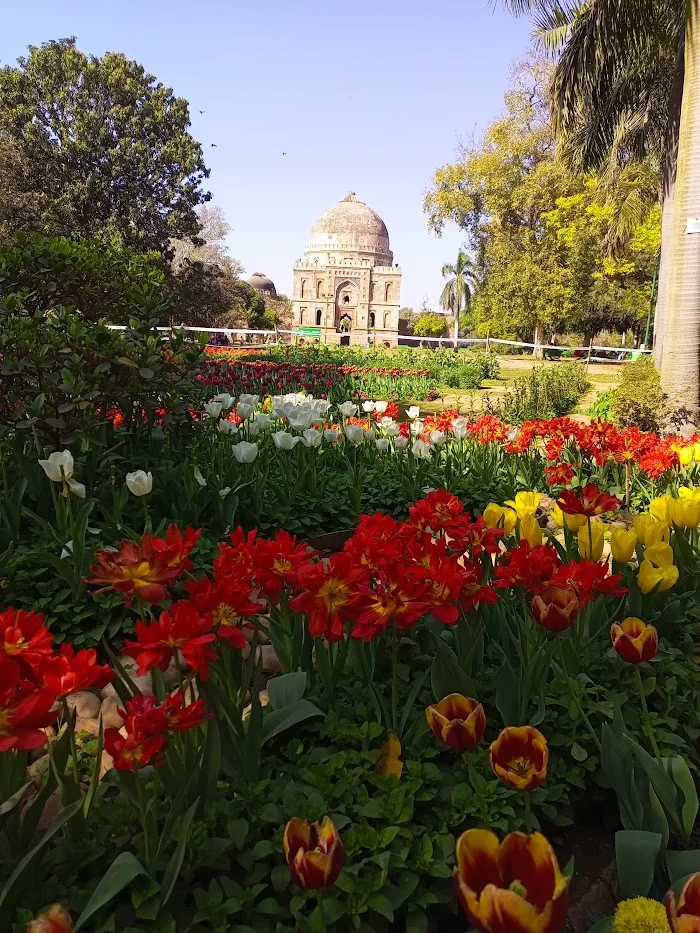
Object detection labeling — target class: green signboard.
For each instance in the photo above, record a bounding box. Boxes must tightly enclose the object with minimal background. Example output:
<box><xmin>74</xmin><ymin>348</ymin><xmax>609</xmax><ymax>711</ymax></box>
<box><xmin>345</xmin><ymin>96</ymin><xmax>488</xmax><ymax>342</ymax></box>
<box><xmin>295</xmin><ymin>327</ymin><xmax>321</xmax><ymax>338</ymax></box>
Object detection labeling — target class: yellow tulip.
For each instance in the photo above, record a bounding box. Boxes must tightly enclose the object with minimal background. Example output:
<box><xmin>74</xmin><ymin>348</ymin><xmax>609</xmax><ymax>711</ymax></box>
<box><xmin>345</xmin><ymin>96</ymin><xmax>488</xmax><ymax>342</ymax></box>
<box><xmin>483</xmin><ymin>503</ymin><xmax>517</xmax><ymax>536</ymax></box>
<box><xmin>649</xmin><ymin>495</ymin><xmax>673</xmax><ymax>524</ymax></box>
<box><xmin>519</xmin><ymin>514</ymin><xmax>543</xmax><ymax>547</ymax></box>
<box><xmin>578</xmin><ymin>522</ymin><xmax>604</xmax><ymax>561</ymax></box>
<box><xmin>694</xmin><ymin>443</ymin><xmax>700</xmax><ymax>463</ymax></box>
<box><xmin>633</xmin><ymin>514</ymin><xmax>670</xmax><ymax>546</ymax></box>
<box><xmin>550</xmin><ymin>502</ymin><xmax>564</xmax><ymax>528</ymax></box>
<box><xmin>504</xmin><ymin>491</ymin><xmax>541</xmax><ymax>520</ymax></box>
<box><xmin>643</xmin><ymin>542</ymin><xmax>675</xmax><ymax>567</ymax></box>
<box><xmin>638</xmin><ymin>560</ymin><xmax>679</xmax><ymax>594</ymax></box>
<box><xmin>551</xmin><ymin>502</ymin><xmax>586</xmax><ymax>532</ymax></box>
<box><xmin>679</xmin><ymin>446</ymin><xmax>695</xmax><ymax>468</ymax></box>
<box><xmin>668</xmin><ymin>496</ymin><xmax>700</xmax><ymax>530</ymax></box>
<box><xmin>610</xmin><ymin>528</ymin><xmax>637</xmax><ymax>563</ymax></box>
<box><xmin>679</xmin><ymin>485</ymin><xmax>700</xmax><ymax>502</ymax></box>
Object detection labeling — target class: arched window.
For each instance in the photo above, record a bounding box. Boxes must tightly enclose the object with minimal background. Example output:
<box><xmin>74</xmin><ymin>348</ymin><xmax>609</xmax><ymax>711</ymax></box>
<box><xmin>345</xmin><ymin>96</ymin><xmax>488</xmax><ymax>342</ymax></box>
<box><xmin>315</xmin><ymin>309</ymin><xmax>322</xmax><ymax>326</ymax></box>
<box><xmin>384</xmin><ymin>312</ymin><xmax>390</xmax><ymax>328</ymax></box>
<box><xmin>369</xmin><ymin>311</ymin><xmax>375</xmax><ymax>328</ymax></box>
<box><xmin>316</xmin><ymin>281</ymin><xmax>324</xmax><ymax>299</ymax></box>
<box><xmin>343</xmin><ymin>294</ymin><xmax>350</xmax><ymax>304</ymax></box>
<box><xmin>385</xmin><ymin>283</ymin><xmax>391</xmax><ymax>302</ymax></box>
<box><xmin>300</xmin><ymin>307</ymin><xmax>307</xmax><ymax>324</ymax></box>
<box><xmin>300</xmin><ymin>279</ymin><xmax>307</xmax><ymax>298</ymax></box>
<box><xmin>370</xmin><ymin>282</ymin><xmax>376</xmax><ymax>301</ymax></box>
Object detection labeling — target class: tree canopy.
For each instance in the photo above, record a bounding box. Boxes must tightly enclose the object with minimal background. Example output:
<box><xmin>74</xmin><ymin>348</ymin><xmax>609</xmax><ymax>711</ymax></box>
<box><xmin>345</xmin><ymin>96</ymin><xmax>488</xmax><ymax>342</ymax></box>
<box><xmin>425</xmin><ymin>56</ymin><xmax>660</xmax><ymax>343</ymax></box>
<box><xmin>0</xmin><ymin>38</ymin><xmax>211</xmax><ymax>256</ymax></box>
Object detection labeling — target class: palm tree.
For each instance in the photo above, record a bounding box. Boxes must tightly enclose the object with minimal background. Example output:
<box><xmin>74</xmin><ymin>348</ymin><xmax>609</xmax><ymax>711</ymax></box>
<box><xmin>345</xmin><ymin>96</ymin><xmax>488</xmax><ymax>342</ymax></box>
<box><xmin>440</xmin><ymin>251</ymin><xmax>477</xmax><ymax>348</ymax></box>
<box><xmin>499</xmin><ymin>0</ymin><xmax>699</xmax><ymax>419</ymax></box>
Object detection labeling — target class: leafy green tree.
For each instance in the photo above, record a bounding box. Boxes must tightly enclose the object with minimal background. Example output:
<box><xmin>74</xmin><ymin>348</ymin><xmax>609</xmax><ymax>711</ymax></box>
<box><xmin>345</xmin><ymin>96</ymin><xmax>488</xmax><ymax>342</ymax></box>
<box><xmin>498</xmin><ymin>1</ymin><xmax>700</xmax><ymax>413</ymax></box>
<box><xmin>440</xmin><ymin>250</ymin><xmax>478</xmax><ymax>346</ymax></box>
<box><xmin>0</xmin><ymin>38</ymin><xmax>210</xmax><ymax>256</ymax></box>
<box><xmin>413</xmin><ymin>312</ymin><xmax>449</xmax><ymax>338</ymax></box>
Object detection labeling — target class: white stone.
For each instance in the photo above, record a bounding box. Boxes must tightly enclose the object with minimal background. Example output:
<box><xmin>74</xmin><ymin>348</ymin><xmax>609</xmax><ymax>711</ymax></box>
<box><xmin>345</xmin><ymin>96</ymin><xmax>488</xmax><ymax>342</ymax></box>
<box><xmin>100</xmin><ymin>696</ymin><xmax>125</xmax><ymax>729</ymax></box>
<box><xmin>66</xmin><ymin>691</ymin><xmax>101</xmax><ymax>719</ymax></box>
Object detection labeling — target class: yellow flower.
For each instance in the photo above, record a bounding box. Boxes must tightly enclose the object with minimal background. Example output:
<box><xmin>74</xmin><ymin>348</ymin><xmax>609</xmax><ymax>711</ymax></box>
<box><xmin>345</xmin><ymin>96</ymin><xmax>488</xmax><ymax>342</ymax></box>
<box><xmin>610</xmin><ymin>528</ymin><xmax>637</xmax><ymax>563</ymax></box>
<box><xmin>679</xmin><ymin>446</ymin><xmax>695</xmax><ymax>468</ymax></box>
<box><xmin>633</xmin><ymin>514</ymin><xmax>670</xmax><ymax>547</ymax></box>
<box><xmin>578</xmin><ymin>523</ymin><xmax>604</xmax><ymax>561</ymax></box>
<box><xmin>668</xmin><ymin>496</ymin><xmax>700</xmax><ymax>529</ymax></box>
<box><xmin>504</xmin><ymin>491</ymin><xmax>541</xmax><ymax>521</ymax></box>
<box><xmin>679</xmin><ymin>485</ymin><xmax>700</xmax><ymax>501</ymax></box>
<box><xmin>649</xmin><ymin>495</ymin><xmax>673</xmax><ymax>524</ymax></box>
<box><xmin>695</xmin><ymin>443</ymin><xmax>700</xmax><ymax>463</ymax></box>
<box><xmin>612</xmin><ymin>896</ymin><xmax>668</xmax><ymax>933</ymax></box>
<box><xmin>643</xmin><ymin>542</ymin><xmax>675</xmax><ymax>567</ymax></box>
<box><xmin>519</xmin><ymin>514</ymin><xmax>542</xmax><ymax>547</ymax></box>
<box><xmin>376</xmin><ymin>734</ymin><xmax>403</xmax><ymax>778</ymax></box>
<box><xmin>550</xmin><ymin>502</ymin><xmax>586</xmax><ymax>532</ymax></box>
<box><xmin>638</xmin><ymin>561</ymin><xmax>678</xmax><ymax>595</ymax></box>
<box><xmin>483</xmin><ymin>503</ymin><xmax>517</xmax><ymax>536</ymax></box>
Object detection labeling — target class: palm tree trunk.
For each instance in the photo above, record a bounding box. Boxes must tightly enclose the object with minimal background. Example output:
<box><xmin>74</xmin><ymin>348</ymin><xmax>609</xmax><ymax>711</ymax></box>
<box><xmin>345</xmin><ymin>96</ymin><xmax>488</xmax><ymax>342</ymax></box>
<box><xmin>654</xmin><ymin>53</ymin><xmax>685</xmax><ymax>366</ymax></box>
<box><xmin>660</xmin><ymin>2</ymin><xmax>700</xmax><ymax>422</ymax></box>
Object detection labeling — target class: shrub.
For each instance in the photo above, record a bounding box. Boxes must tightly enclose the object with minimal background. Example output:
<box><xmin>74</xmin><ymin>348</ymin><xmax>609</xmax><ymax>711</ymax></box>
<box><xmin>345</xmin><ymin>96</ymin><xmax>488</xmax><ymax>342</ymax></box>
<box><xmin>413</xmin><ymin>311</ymin><xmax>449</xmax><ymax>338</ymax></box>
<box><xmin>589</xmin><ymin>389</ymin><xmax>614</xmax><ymax>421</ymax></box>
<box><xmin>609</xmin><ymin>357</ymin><xmax>690</xmax><ymax>432</ymax></box>
<box><xmin>498</xmin><ymin>362</ymin><xmax>589</xmax><ymax>422</ymax></box>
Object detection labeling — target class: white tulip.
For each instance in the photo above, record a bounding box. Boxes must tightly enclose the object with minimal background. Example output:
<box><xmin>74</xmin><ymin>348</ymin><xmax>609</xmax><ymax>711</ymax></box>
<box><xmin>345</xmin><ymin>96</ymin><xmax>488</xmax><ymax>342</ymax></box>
<box><xmin>125</xmin><ymin>470</ymin><xmax>153</xmax><ymax>497</ymax></box>
<box><xmin>412</xmin><ymin>440</ymin><xmax>432</xmax><ymax>459</ymax></box>
<box><xmin>218</xmin><ymin>419</ymin><xmax>238</xmax><ymax>435</ymax></box>
<box><xmin>324</xmin><ymin>428</ymin><xmax>340</xmax><ymax>443</ymax></box>
<box><xmin>288</xmin><ymin>412</ymin><xmax>315</xmax><ymax>430</ymax></box>
<box><xmin>338</xmin><ymin>401</ymin><xmax>357</xmax><ymax>418</ymax></box>
<box><xmin>452</xmin><ymin>418</ymin><xmax>468</xmax><ymax>439</ymax></box>
<box><xmin>204</xmin><ymin>401</ymin><xmax>223</xmax><ymax>419</ymax></box>
<box><xmin>394</xmin><ymin>436</ymin><xmax>409</xmax><ymax>450</ymax></box>
<box><xmin>362</xmin><ymin>400</ymin><xmax>376</xmax><ymax>413</ymax></box>
<box><xmin>253</xmin><ymin>414</ymin><xmax>273</xmax><ymax>431</ymax></box>
<box><xmin>219</xmin><ymin>486</ymin><xmax>232</xmax><ymax>499</ymax></box>
<box><xmin>375</xmin><ymin>438</ymin><xmax>390</xmax><ymax>453</ymax></box>
<box><xmin>38</xmin><ymin>450</ymin><xmax>75</xmax><ymax>483</ymax></box>
<box><xmin>374</xmin><ymin>401</ymin><xmax>388</xmax><ymax>414</ymax></box>
<box><xmin>212</xmin><ymin>393</ymin><xmax>235</xmax><ymax>410</ymax></box>
<box><xmin>406</xmin><ymin>406</ymin><xmax>421</xmax><ymax>420</ymax></box>
<box><xmin>272</xmin><ymin>431</ymin><xmax>301</xmax><ymax>450</ymax></box>
<box><xmin>67</xmin><ymin>479</ymin><xmax>86</xmax><ymax>498</ymax></box>
<box><xmin>507</xmin><ymin>427</ymin><xmax>520</xmax><ymax>442</ymax></box>
<box><xmin>232</xmin><ymin>441</ymin><xmax>259</xmax><ymax>463</ymax></box>
<box><xmin>344</xmin><ymin>425</ymin><xmax>365</xmax><ymax>445</ymax></box>
<box><xmin>239</xmin><ymin>394</ymin><xmax>260</xmax><ymax>407</ymax></box>
<box><xmin>302</xmin><ymin>428</ymin><xmax>323</xmax><ymax>448</ymax></box>
<box><xmin>247</xmin><ymin>421</ymin><xmax>261</xmax><ymax>438</ymax></box>
<box><xmin>430</xmin><ymin>430</ymin><xmax>446</xmax><ymax>446</ymax></box>
<box><xmin>410</xmin><ymin>420</ymin><xmax>424</xmax><ymax>435</ymax></box>
<box><xmin>194</xmin><ymin>466</ymin><xmax>207</xmax><ymax>487</ymax></box>
<box><xmin>316</xmin><ymin>400</ymin><xmax>331</xmax><ymax>415</ymax></box>
<box><xmin>60</xmin><ymin>539</ymin><xmax>74</xmax><ymax>559</ymax></box>
<box><xmin>384</xmin><ymin>421</ymin><xmax>400</xmax><ymax>437</ymax></box>
<box><xmin>237</xmin><ymin>402</ymin><xmax>254</xmax><ymax>420</ymax></box>
<box><xmin>364</xmin><ymin>428</ymin><xmax>376</xmax><ymax>441</ymax></box>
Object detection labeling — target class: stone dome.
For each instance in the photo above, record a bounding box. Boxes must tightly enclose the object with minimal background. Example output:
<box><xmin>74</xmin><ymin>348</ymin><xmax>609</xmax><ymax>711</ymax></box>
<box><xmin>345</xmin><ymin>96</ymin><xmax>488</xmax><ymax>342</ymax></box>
<box><xmin>306</xmin><ymin>193</ymin><xmax>392</xmax><ymax>263</ymax></box>
<box><xmin>245</xmin><ymin>272</ymin><xmax>277</xmax><ymax>298</ymax></box>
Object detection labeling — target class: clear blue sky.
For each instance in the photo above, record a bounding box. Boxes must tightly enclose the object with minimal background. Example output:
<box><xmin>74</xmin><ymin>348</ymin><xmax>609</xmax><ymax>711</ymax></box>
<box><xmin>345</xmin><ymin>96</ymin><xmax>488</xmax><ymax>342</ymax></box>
<box><xmin>0</xmin><ymin>0</ymin><xmax>533</xmax><ymax>311</ymax></box>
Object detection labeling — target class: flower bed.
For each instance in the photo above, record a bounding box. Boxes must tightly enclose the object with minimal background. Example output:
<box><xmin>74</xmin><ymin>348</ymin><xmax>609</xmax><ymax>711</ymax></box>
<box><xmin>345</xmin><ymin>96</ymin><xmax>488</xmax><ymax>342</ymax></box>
<box><xmin>3</xmin><ymin>485</ymin><xmax>700</xmax><ymax>932</ymax></box>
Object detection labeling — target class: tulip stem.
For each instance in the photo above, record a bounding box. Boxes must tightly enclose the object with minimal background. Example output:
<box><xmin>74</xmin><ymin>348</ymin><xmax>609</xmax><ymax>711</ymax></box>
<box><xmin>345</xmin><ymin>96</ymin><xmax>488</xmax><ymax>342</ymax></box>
<box><xmin>524</xmin><ymin>792</ymin><xmax>533</xmax><ymax>835</ymax></box>
<box><xmin>557</xmin><ymin>640</ymin><xmax>602</xmax><ymax>756</ymax></box>
<box><xmin>634</xmin><ymin>665</ymin><xmax>662</xmax><ymax>763</ymax></box>
<box><xmin>61</xmin><ymin>697</ymin><xmax>81</xmax><ymax>787</ymax></box>
<box><xmin>466</xmin><ymin>758</ymin><xmax>490</xmax><ymax>828</ymax></box>
<box><xmin>316</xmin><ymin>891</ymin><xmax>328</xmax><ymax>932</ymax></box>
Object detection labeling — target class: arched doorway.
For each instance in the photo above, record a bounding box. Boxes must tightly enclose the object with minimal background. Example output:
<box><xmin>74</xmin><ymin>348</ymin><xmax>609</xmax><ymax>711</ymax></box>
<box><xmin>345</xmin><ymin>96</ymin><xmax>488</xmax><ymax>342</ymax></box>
<box><xmin>334</xmin><ymin>280</ymin><xmax>358</xmax><ymax>332</ymax></box>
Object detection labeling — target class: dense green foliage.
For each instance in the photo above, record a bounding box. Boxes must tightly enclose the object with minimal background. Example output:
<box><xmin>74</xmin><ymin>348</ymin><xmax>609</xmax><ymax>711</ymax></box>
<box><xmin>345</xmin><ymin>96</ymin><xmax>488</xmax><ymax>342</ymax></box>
<box><xmin>412</xmin><ymin>312</ymin><xmax>449</xmax><ymax>338</ymax></box>
<box><xmin>497</xmin><ymin>362</ymin><xmax>590</xmax><ymax>422</ymax></box>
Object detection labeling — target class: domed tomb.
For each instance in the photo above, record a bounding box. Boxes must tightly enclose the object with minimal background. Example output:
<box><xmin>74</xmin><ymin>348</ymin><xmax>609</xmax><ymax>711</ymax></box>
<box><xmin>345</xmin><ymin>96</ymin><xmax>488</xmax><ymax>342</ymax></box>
<box><xmin>245</xmin><ymin>272</ymin><xmax>277</xmax><ymax>299</ymax></box>
<box><xmin>292</xmin><ymin>193</ymin><xmax>401</xmax><ymax>344</ymax></box>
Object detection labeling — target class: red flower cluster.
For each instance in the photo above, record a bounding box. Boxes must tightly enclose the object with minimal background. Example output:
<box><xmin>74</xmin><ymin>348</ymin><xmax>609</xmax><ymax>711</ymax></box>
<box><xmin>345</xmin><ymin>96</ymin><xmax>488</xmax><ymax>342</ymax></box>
<box><xmin>0</xmin><ymin>607</ymin><xmax>112</xmax><ymax>753</ymax></box>
<box><xmin>104</xmin><ymin>691</ymin><xmax>208</xmax><ymax>771</ymax></box>
<box><xmin>87</xmin><ymin>524</ymin><xmax>201</xmax><ymax>606</ymax></box>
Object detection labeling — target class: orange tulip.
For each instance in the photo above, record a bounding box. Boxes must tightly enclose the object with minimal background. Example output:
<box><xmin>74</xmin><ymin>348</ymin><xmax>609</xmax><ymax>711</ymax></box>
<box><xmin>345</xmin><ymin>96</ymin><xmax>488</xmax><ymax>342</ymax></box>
<box><xmin>26</xmin><ymin>905</ymin><xmax>73</xmax><ymax>933</ymax></box>
<box><xmin>426</xmin><ymin>694</ymin><xmax>487</xmax><ymax>752</ymax></box>
<box><xmin>283</xmin><ymin>816</ymin><xmax>344</xmax><ymax>889</ymax></box>
<box><xmin>666</xmin><ymin>871</ymin><xmax>700</xmax><ymax>932</ymax></box>
<box><xmin>489</xmin><ymin>726</ymin><xmax>548</xmax><ymax>791</ymax></box>
<box><xmin>455</xmin><ymin>829</ymin><xmax>569</xmax><ymax>933</ymax></box>
<box><xmin>531</xmin><ymin>587</ymin><xmax>579</xmax><ymax>633</ymax></box>
<box><xmin>610</xmin><ymin>617</ymin><xmax>658</xmax><ymax>664</ymax></box>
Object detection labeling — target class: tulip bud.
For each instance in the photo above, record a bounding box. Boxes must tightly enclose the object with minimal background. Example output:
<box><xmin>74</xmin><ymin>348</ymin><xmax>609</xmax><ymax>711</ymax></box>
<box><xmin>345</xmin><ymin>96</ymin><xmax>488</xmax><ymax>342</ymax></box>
<box><xmin>283</xmin><ymin>817</ymin><xmax>344</xmax><ymax>889</ymax></box>
<box><xmin>232</xmin><ymin>441</ymin><xmax>258</xmax><ymax>464</ymax></box>
<box><xmin>406</xmin><ymin>406</ymin><xmax>420</xmax><ymax>420</ymax></box>
<box><xmin>27</xmin><ymin>905</ymin><xmax>74</xmax><ymax>933</ymax></box>
<box><xmin>666</xmin><ymin>871</ymin><xmax>700</xmax><ymax>932</ymax></box>
<box><xmin>610</xmin><ymin>617</ymin><xmax>658</xmax><ymax>664</ymax></box>
<box><xmin>375</xmin><ymin>438</ymin><xmax>390</xmax><ymax>453</ymax></box>
<box><xmin>519</xmin><ymin>515</ymin><xmax>542</xmax><ymax>548</ymax></box>
<box><xmin>38</xmin><ymin>450</ymin><xmax>75</xmax><ymax>483</ymax></box>
<box><xmin>125</xmin><ymin>470</ymin><xmax>153</xmax><ymax>497</ymax></box>
<box><xmin>412</xmin><ymin>439</ymin><xmax>432</xmax><ymax>459</ymax></box>
<box><xmin>426</xmin><ymin>695</ymin><xmax>486</xmax><ymax>752</ymax></box>
<box><xmin>577</xmin><ymin>522</ymin><xmax>604</xmax><ymax>560</ymax></box>
<box><xmin>344</xmin><ymin>425</ymin><xmax>365</xmax><ymax>446</ymax></box>
<box><xmin>505</xmin><ymin>491</ymin><xmax>541</xmax><ymax>520</ymax></box>
<box><xmin>610</xmin><ymin>528</ymin><xmax>637</xmax><ymax>563</ymax></box>
<box><xmin>531</xmin><ymin>586</ymin><xmax>579</xmax><ymax>632</ymax></box>
<box><xmin>679</xmin><ymin>446</ymin><xmax>695</xmax><ymax>468</ymax></box>
<box><xmin>394</xmin><ymin>436</ymin><xmax>409</xmax><ymax>450</ymax></box>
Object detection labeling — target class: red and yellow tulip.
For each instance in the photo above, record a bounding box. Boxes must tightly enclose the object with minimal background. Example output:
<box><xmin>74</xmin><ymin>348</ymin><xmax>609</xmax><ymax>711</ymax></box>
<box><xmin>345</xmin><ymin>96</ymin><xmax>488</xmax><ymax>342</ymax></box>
<box><xmin>531</xmin><ymin>587</ymin><xmax>579</xmax><ymax>633</ymax></box>
<box><xmin>283</xmin><ymin>816</ymin><xmax>344</xmax><ymax>889</ymax></box>
<box><xmin>666</xmin><ymin>871</ymin><xmax>700</xmax><ymax>932</ymax></box>
<box><xmin>454</xmin><ymin>828</ymin><xmax>569</xmax><ymax>933</ymax></box>
<box><xmin>489</xmin><ymin>726</ymin><xmax>549</xmax><ymax>792</ymax></box>
<box><xmin>426</xmin><ymin>694</ymin><xmax>487</xmax><ymax>753</ymax></box>
<box><xmin>26</xmin><ymin>905</ymin><xmax>73</xmax><ymax>933</ymax></box>
<box><xmin>610</xmin><ymin>617</ymin><xmax>658</xmax><ymax>664</ymax></box>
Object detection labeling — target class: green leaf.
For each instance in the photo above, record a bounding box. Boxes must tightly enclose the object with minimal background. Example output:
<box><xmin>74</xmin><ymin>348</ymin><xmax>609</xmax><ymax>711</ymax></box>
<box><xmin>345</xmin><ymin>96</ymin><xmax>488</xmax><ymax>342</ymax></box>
<box><xmin>0</xmin><ymin>782</ymin><xmax>31</xmax><ymax>817</ymax></box>
<box><xmin>587</xmin><ymin>921</ymin><xmax>613</xmax><ymax>933</ymax></box>
<box><xmin>159</xmin><ymin>798</ymin><xmax>199</xmax><ymax>910</ymax></box>
<box><xmin>666</xmin><ymin>849</ymin><xmax>700</xmax><ymax>884</ymax></box>
<box><xmin>260</xmin><ymin>699</ymin><xmax>324</xmax><ymax>745</ymax></box>
<box><xmin>430</xmin><ymin>640</ymin><xmax>472</xmax><ymax>702</ymax></box>
<box><xmin>367</xmin><ymin>894</ymin><xmax>394</xmax><ymax>922</ymax></box>
<box><xmin>74</xmin><ymin>852</ymin><xmax>149</xmax><ymax>930</ymax></box>
<box><xmin>667</xmin><ymin>755</ymin><xmax>699</xmax><ymax>844</ymax></box>
<box><xmin>405</xmin><ymin>909</ymin><xmax>429</xmax><ymax>933</ymax></box>
<box><xmin>494</xmin><ymin>660</ymin><xmax>520</xmax><ymax>727</ymax></box>
<box><xmin>571</xmin><ymin>742</ymin><xmax>588</xmax><ymax>762</ymax></box>
<box><xmin>615</xmin><ymin>830</ymin><xmax>661</xmax><ymax>899</ymax></box>
<box><xmin>267</xmin><ymin>672</ymin><xmax>307</xmax><ymax>709</ymax></box>
<box><xmin>228</xmin><ymin>818</ymin><xmax>249</xmax><ymax>849</ymax></box>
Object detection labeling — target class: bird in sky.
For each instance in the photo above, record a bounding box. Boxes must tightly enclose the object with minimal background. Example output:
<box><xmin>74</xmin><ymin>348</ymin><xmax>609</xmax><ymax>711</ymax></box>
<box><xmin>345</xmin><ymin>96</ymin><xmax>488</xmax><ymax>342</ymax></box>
<box><xmin>282</xmin><ymin>150</ymin><xmax>287</xmax><ymax>156</ymax></box>
<box><xmin>211</xmin><ymin>143</ymin><xmax>217</xmax><ymax>148</ymax></box>
<box><xmin>199</xmin><ymin>109</ymin><xmax>206</xmax><ymax>114</ymax></box>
